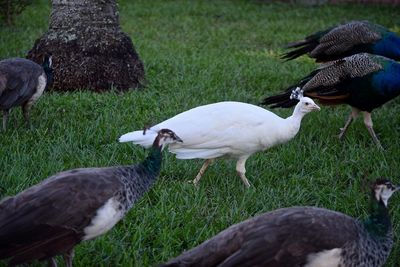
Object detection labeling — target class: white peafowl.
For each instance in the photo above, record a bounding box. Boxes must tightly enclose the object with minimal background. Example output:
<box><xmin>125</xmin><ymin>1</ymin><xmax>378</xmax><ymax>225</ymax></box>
<box><xmin>119</xmin><ymin>89</ymin><xmax>320</xmax><ymax>188</ymax></box>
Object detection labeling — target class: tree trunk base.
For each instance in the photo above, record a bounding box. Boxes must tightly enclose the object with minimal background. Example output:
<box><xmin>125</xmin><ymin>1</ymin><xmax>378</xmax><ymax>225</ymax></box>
<box><xmin>27</xmin><ymin>30</ymin><xmax>145</xmax><ymax>92</ymax></box>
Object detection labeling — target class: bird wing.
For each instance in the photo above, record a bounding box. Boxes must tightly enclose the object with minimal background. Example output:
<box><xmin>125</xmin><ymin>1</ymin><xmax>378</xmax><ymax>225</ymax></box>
<box><xmin>160</xmin><ymin>207</ymin><xmax>359</xmax><ymax>267</ymax></box>
<box><xmin>0</xmin><ymin>58</ymin><xmax>44</xmax><ymax>109</ymax></box>
<box><xmin>281</xmin><ymin>28</ymin><xmax>332</xmax><ymax>61</ymax></box>
<box><xmin>262</xmin><ymin>53</ymin><xmax>386</xmax><ymax>108</ymax></box>
<box><xmin>301</xmin><ymin>53</ymin><xmax>384</xmax><ymax>105</ymax></box>
<box><xmin>282</xmin><ymin>21</ymin><xmax>383</xmax><ymax>62</ymax></box>
<box><xmin>151</xmin><ymin>102</ymin><xmax>281</xmax><ymax>158</ymax></box>
<box><xmin>0</xmin><ymin>167</ymin><xmax>123</xmax><ymax>263</ymax></box>
<box><xmin>309</xmin><ymin>21</ymin><xmax>381</xmax><ymax>60</ymax></box>
<box><xmin>0</xmin><ymin>72</ymin><xmax>6</xmax><ymax>95</ymax></box>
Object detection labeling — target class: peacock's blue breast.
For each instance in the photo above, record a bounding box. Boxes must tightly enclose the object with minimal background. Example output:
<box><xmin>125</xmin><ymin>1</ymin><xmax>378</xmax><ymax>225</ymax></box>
<box><xmin>346</xmin><ymin>63</ymin><xmax>400</xmax><ymax>111</ymax></box>
<box><xmin>372</xmin><ymin>33</ymin><xmax>400</xmax><ymax>61</ymax></box>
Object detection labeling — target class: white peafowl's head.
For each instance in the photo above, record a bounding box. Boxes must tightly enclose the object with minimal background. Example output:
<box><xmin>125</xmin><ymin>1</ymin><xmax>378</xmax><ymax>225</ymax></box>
<box><xmin>291</xmin><ymin>87</ymin><xmax>320</xmax><ymax>114</ymax></box>
<box><xmin>154</xmin><ymin>129</ymin><xmax>183</xmax><ymax>150</ymax></box>
<box><xmin>372</xmin><ymin>178</ymin><xmax>399</xmax><ymax>207</ymax></box>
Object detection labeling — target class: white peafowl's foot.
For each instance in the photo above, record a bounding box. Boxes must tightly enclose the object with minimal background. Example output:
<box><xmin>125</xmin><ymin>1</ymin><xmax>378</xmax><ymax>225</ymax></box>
<box><xmin>237</xmin><ymin>171</ymin><xmax>251</xmax><ymax>188</ymax></box>
<box><xmin>189</xmin><ymin>159</ymin><xmax>213</xmax><ymax>186</ymax></box>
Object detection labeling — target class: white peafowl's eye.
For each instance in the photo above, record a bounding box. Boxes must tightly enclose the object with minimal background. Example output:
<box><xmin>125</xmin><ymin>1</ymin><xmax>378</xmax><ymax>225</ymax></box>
<box><xmin>305</xmin><ymin>102</ymin><xmax>309</xmax><ymax>106</ymax></box>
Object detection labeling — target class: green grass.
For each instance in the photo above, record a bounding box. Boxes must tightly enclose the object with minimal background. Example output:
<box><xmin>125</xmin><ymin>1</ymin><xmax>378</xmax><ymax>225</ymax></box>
<box><xmin>1</xmin><ymin>0</ymin><xmax>400</xmax><ymax>266</ymax></box>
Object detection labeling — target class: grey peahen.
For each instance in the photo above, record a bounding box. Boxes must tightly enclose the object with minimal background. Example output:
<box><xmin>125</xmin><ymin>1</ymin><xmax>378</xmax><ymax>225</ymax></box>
<box><xmin>282</xmin><ymin>21</ymin><xmax>400</xmax><ymax>62</ymax></box>
<box><xmin>159</xmin><ymin>178</ymin><xmax>399</xmax><ymax>267</ymax></box>
<box><xmin>262</xmin><ymin>53</ymin><xmax>400</xmax><ymax>148</ymax></box>
<box><xmin>0</xmin><ymin>56</ymin><xmax>53</xmax><ymax>130</ymax></box>
<box><xmin>0</xmin><ymin>129</ymin><xmax>182</xmax><ymax>267</ymax></box>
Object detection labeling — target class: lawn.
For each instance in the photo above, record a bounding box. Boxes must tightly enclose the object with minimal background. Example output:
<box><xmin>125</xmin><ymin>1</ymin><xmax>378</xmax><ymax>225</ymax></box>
<box><xmin>1</xmin><ymin>0</ymin><xmax>400</xmax><ymax>266</ymax></box>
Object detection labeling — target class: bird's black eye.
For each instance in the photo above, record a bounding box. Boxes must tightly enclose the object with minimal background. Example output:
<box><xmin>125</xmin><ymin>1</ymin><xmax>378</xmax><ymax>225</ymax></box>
<box><xmin>305</xmin><ymin>102</ymin><xmax>309</xmax><ymax>106</ymax></box>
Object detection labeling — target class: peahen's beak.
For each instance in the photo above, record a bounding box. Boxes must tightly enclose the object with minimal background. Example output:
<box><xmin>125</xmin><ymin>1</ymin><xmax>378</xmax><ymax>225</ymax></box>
<box><xmin>395</xmin><ymin>184</ymin><xmax>400</xmax><ymax>191</ymax></box>
<box><xmin>175</xmin><ymin>135</ymin><xmax>183</xmax><ymax>143</ymax></box>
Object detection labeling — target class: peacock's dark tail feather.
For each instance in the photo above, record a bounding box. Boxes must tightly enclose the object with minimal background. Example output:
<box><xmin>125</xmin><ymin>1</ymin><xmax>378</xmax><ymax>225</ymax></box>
<box><xmin>261</xmin><ymin>88</ymin><xmax>295</xmax><ymax>108</ymax></box>
<box><xmin>281</xmin><ymin>28</ymin><xmax>331</xmax><ymax>61</ymax></box>
<box><xmin>261</xmin><ymin>71</ymin><xmax>316</xmax><ymax>108</ymax></box>
<box><xmin>281</xmin><ymin>33</ymin><xmax>324</xmax><ymax>61</ymax></box>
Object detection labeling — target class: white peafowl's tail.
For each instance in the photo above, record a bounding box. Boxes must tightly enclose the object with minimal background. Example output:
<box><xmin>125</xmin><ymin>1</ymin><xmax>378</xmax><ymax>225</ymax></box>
<box><xmin>118</xmin><ymin>129</ymin><xmax>158</xmax><ymax>148</ymax></box>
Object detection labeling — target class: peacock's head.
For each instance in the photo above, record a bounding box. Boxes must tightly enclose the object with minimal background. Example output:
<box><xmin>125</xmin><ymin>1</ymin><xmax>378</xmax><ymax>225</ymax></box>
<box><xmin>372</xmin><ymin>178</ymin><xmax>399</xmax><ymax>207</ymax></box>
<box><xmin>291</xmin><ymin>87</ymin><xmax>320</xmax><ymax>114</ymax></box>
<box><xmin>154</xmin><ymin>129</ymin><xmax>183</xmax><ymax>150</ymax></box>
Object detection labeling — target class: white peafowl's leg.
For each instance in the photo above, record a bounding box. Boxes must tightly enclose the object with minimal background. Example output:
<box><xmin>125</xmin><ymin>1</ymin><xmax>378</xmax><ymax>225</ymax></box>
<box><xmin>63</xmin><ymin>249</ymin><xmax>74</xmax><ymax>267</ymax></box>
<box><xmin>236</xmin><ymin>156</ymin><xmax>250</xmax><ymax>188</ymax></box>
<box><xmin>191</xmin><ymin>159</ymin><xmax>214</xmax><ymax>185</ymax></box>
<box><xmin>339</xmin><ymin>107</ymin><xmax>360</xmax><ymax>140</ymax></box>
<box><xmin>363</xmin><ymin>112</ymin><xmax>383</xmax><ymax>150</ymax></box>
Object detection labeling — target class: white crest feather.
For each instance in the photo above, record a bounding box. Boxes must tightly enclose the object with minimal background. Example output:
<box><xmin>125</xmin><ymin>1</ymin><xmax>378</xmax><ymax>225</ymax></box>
<box><xmin>290</xmin><ymin>87</ymin><xmax>304</xmax><ymax>100</ymax></box>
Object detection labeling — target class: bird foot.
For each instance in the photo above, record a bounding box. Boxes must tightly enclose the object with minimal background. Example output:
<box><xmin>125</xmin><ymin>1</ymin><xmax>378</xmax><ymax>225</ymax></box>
<box><xmin>375</xmin><ymin>142</ymin><xmax>384</xmax><ymax>150</ymax></box>
<box><xmin>338</xmin><ymin>130</ymin><xmax>346</xmax><ymax>141</ymax></box>
<box><xmin>187</xmin><ymin>180</ymin><xmax>199</xmax><ymax>186</ymax></box>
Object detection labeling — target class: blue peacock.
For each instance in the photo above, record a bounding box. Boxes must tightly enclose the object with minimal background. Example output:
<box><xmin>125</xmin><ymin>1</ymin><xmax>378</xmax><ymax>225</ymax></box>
<box><xmin>282</xmin><ymin>21</ymin><xmax>400</xmax><ymax>62</ymax></box>
<box><xmin>262</xmin><ymin>53</ymin><xmax>400</xmax><ymax>148</ymax></box>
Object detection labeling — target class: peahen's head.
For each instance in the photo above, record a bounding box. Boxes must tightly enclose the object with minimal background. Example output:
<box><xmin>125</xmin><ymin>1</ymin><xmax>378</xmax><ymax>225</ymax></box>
<box><xmin>153</xmin><ymin>129</ymin><xmax>183</xmax><ymax>150</ymax></box>
<box><xmin>372</xmin><ymin>178</ymin><xmax>399</xmax><ymax>207</ymax></box>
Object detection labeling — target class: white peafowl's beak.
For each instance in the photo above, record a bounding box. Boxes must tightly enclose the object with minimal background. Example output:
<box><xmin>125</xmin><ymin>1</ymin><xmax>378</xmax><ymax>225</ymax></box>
<box><xmin>312</xmin><ymin>103</ymin><xmax>321</xmax><ymax>111</ymax></box>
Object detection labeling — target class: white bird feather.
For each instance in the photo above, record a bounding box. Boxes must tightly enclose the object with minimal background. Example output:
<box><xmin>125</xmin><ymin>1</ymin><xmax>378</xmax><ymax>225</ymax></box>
<box><xmin>120</xmin><ymin>99</ymin><xmax>320</xmax><ymax>187</ymax></box>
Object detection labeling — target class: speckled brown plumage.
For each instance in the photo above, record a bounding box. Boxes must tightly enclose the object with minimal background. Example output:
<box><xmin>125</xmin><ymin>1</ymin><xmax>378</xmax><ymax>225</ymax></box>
<box><xmin>0</xmin><ymin>168</ymin><xmax>124</xmax><ymax>265</ymax></box>
<box><xmin>160</xmin><ymin>179</ymin><xmax>398</xmax><ymax>267</ymax></box>
<box><xmin>263</xmin><ymin>53</ymin><xmax>400</xmax><ymax>148</ymax></box>
<box><xmin>282</xmin><ymin>21</ymin><xmax>400</xmax><ymax>62</ymax></box>
<box><xmin>0</xmin><ymin>57</ymin><xmax>52</xmax><ymax>130</ymax></box>
<box><xmin>159</xmin><ymin>207</ymin><xmax>359</xmax><ymax>267</ymax></box>
<box><xmin>263</xmin><ymin>53</ymin><xmax>386</xmax><ymax>110</ymax></box>
<box><xmin>302</xmin><ymin>53</ymin><xmax>383</xmax><ymax>92</ymax></box>
<box><xmin>309</xmin><ymin>22</ymin><xmax>381</xmax><ymax>59</ymax></box>
<box><xmin>0</xmin><ymin>129</ymin><xmax>181</xmax><ymax>266</ymax></box>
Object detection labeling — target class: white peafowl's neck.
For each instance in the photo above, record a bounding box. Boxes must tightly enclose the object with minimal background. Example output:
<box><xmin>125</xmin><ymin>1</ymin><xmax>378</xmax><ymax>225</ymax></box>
<box><xmin>283</xmin><ymin>104</ymin><xmax>306</xmax><ymax>138</ymax></box>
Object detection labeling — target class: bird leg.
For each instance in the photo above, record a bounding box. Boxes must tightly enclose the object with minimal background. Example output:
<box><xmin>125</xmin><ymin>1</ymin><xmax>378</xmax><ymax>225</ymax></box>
<box><xmin>47</xmin><ymin>258</ymin><xmax>57</xmax><ymax>267</ymax></box>
<box><xmin>339</xmin><ymin>107</ymin><xmax>360</xmax><ymax>140</ymax></box>
<box><xmin>22</xmin><ymin>102</ymin><xmax>32</xmax><ymax>129</ymax></box>
<box><xmin>2</xmin><ymin>110</ymin><xmax>8</xmax><ymax>131</ymax></box>
<box><xmin>63</xmin><ymin>248</ymin><xmax>74</xmax><ymax>267</ymax></box>
<box><xmin>236</xmin><ymin>156</ymin><xmax>250</xmax><ymax>188</ymax></box>
<box><xmin>191</xmin><ymin>159</ymin><xmax>214</xmax><ymax>185</ymax></box>
<box><xmin>363</xmin><ymin>112</ymin><xmax>383</xmax><ymax>150</ymax></box>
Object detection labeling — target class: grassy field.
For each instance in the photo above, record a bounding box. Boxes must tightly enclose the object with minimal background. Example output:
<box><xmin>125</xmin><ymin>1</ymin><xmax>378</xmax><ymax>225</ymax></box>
<box><xmin>1</xmin><ymin>0</ymin><xmax>400</xmax><ymax>266</ymax></box>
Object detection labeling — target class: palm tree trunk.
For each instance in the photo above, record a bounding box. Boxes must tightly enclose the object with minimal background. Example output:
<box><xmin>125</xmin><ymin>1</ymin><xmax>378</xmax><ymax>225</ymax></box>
<box><xmin>27</xmin><ymin>0</ymin><xmax>144</xmax><ymax>91</ymax></box>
